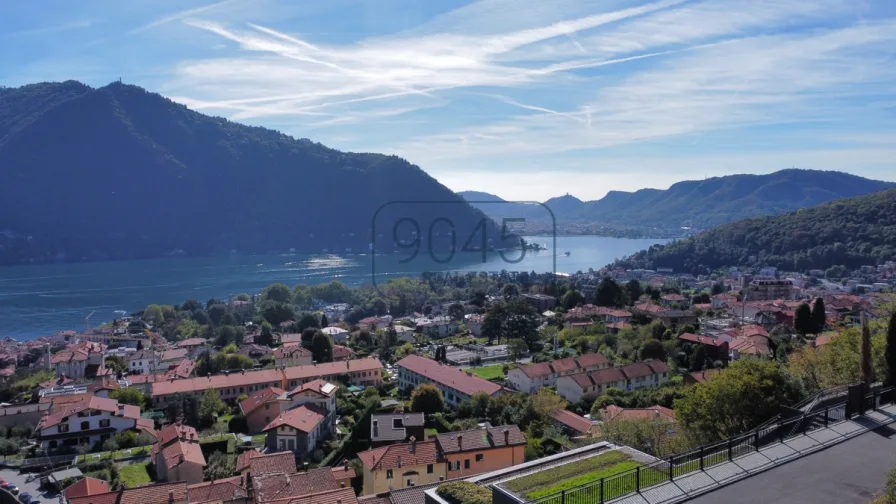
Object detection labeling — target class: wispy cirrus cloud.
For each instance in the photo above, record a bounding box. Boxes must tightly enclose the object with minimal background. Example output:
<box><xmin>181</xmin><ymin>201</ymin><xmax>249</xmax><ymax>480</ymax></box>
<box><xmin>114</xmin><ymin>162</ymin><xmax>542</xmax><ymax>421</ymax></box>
<box><xmin>154</xmin><ymin>0</ymin><xmax>896</xmax><ymax>199</ymax></box>
<box><xmin>4</xmin><ymin>19</ymin><xmax>93</xmax><ymax>38</ymax></box>
<box><xmin>129</xmin><ymin>0</ymin><xmax>242</xmax><ymax>34</ymax></box>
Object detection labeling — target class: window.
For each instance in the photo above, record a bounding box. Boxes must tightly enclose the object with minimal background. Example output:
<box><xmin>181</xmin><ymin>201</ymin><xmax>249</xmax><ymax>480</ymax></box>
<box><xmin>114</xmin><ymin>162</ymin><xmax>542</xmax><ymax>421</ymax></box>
<box><xmin>91</xmin><ymin>410</ymin><xmax>101</xmax><ymax>416</ymax></box>
<box><xmin>265</xmin><ymin>404</ymin><xmax>270</xmax><ymax>410</ymax></box>
<box><xmin>427</xmin><ymin>464</ymin><xmax>433</xmax><ymax>474</ymax></box>
<box><xmin>59</xmin><ymin>423</ymin><xmax>69</xmax><ymax>433</ymax></box>
<box><xmin>266</xmin><ymin>417</ymin><xmax>271</xmax><ymax>423</ymax></box>
<box><xmin>476</xmin><ymin>454</ymin><xmax>484</xmax><ymax>462</ymax></box>
<box><xmin>464</xmin><ymin>459</ymin><xmax>470</xmax><ymax>469</ymax></box>
<box><xmin>100</xmin><ymin>419</ymin><xmax>110</xmax><ymax>428</ymax></box>
<box><xmin>386</xmin><ymin>469</ymin><xmax>393</xmax><ymax>479</ymax></box>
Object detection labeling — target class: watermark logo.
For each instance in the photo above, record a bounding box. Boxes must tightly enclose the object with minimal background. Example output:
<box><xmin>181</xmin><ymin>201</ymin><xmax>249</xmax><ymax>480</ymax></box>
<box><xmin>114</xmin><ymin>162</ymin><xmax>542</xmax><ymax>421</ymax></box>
<box><xmin>371</xmin><ymin>200</ymin><xmax>556</xmax><ymax>295</ymax></box>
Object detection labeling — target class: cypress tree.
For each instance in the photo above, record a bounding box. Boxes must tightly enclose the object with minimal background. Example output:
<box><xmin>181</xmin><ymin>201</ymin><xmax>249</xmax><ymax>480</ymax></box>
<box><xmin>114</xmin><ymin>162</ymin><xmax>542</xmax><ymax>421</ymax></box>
<box><xmin>860</xmin><ymin>313</ymin><xmax>873</xmax><ymax>385</ymax></box>
<box><xmin>810</xmin><ymin>298</ymin><xmax>826</xmax><ymax>334</ymax></box>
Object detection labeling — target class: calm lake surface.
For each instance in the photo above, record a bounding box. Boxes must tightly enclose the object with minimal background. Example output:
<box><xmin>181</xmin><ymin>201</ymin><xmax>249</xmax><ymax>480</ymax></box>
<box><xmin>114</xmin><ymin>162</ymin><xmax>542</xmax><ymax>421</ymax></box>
<box><xmin>0</xmin><ymin>236</ymin><xmax>667</xmax><ymax>339</ymax></box>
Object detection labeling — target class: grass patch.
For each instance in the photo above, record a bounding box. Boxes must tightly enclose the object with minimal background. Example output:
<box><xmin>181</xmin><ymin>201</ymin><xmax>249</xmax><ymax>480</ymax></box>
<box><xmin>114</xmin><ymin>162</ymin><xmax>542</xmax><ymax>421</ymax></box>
<box><xmin>119</xmin><ymin>462</ymin><xmax>152</xmax><ymax>487</ymax></box>
<box><xmin>424</xmin><ymin>428</ymin><xmax>439</xmax><ymax>439</ymax></box>
<box><xmin>13</xmin><ymin>369</ymin><xmax>54</xmax><ymax>389</ymax></box>
<box><xmin>504</xmin><ymin>450</ymin><xmax>641</xmax><ymax>500</ymax></box>
<box><xmin>76</xmin><ymin>445</ymin><xmax>153</xmax><ymax>463</ymax></box>
<box><xmin>469</xmin><ymin>365</ymin><xmax>505</xmax><ymax>380</ymax></box>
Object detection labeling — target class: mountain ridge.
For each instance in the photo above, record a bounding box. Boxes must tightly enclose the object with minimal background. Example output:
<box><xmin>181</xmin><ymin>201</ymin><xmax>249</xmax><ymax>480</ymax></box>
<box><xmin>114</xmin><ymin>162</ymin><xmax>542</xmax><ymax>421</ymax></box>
<box><xmin>0</xmin><ymin>81</ymin><xmax>505</xmax><ymax>266</ymax></box>
<box><xmin>461</xmin><ymin>169</ymin><xmax>895</xmax><ymax>230</ymax></box>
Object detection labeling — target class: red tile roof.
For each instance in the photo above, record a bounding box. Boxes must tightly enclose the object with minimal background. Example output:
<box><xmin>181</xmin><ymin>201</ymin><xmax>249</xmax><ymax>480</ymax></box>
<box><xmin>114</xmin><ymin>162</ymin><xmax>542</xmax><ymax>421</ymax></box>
<box><xmin>357</xmin><ymin>440</ymin><xmax>439</xmax><ymax>471</ymax></box>
<box><xmin>678</xmin><ymin>333</ymin><xmax>727</xmax><ymax>347</ymax></box>
<box><xmin>570</xmin><ymin>367</ymin><xmax>627</xmax><ymax>388</ymax></box>
<box><xmin>253</xmin><ymin>468</ymin><xmax>338</xmax><ymax>503</ymax></box>
<box><xmin>330</xmin><ymin>466</ymin><xmax>356</xmax><ymax>481</ymax></box>
<box><xmin>514</xmin><ymin>353</ymin><xmax>609</xmax><ymax>378</ymax></box>
<box><xmin>39</xmin><ymin>396</ymin><xmax>140</xmax><ymax>429</ymax></box>
<box><xmin>156</xmin><ymin>423</ymin><xmax>199</xmax><ymax>447</ymax></box>
<box><xmin>687</xmin><ymin>369</ymin><xmax>722</xmax><ymax>384</ymax></box>
<box><xmin>287</xmin><ymin>379</ymin><xmax>337</xmax><ymax>398</ymax></box>
<box><xmin>436</xmin><ymin>425</ymin><xmax>526</xmax><ymax>453</ymax></box>
<box><xmin>236</xmin><ymin>449</ymin><xmax>262</xmax><ymax>473</ymax></box>
<box><xmin>151</xmin><ymin>368</ymin><xmax>284</xmax><ymax>396</ymax></box>
<box><xmin>249</xmin><ymin>451</ymin><xmax>296</xmax><ymax>475</ymax></box>
<box><xmin>240</xmin><ymin>387</ymin><xmax>286</xmax><ymax>416</ymax></box>
<box><xmin>119</xmin><ymin>482</ymin><xmax>189</xmax><ymax>504</ymax></box>
<box><xmin>396</xmin><ymin>355</ymin><xmax>502</xmax><ymax>396</ymax></box>
<box><xmin>64</xmin><ymin>477</ymin><xmax>110</xmax><ymax>498</ymax></box>
<box><xmin>620</xmin><ymin>361</ymin><xmax>668</xmax><ymax>379</ymax></box>
<box><xmin>281</xmin><ymin>358</ymin><xmax>382</xmax><ymax>381</ymax></box>
<box><xmin>264</xmin><ymin>487</ymin><xmax>358</xmax><ymax>504</ymax></box>
<box><xmin>187</xmin><ymin>477</ymin><xmax>247</xmax><ymax>502</ymax></box>
<box><xmin>548</xmin><ymin>409</ymin><xmax>593</xmax><ymax>435</ymax></box>
<box><xmin>160</xmin><ymin>438</ymin><xmax>206</xmax><ymax>469</ymax></box>
<box><xmin>274</xmin><ymin>345</ymin><xmax>311</xmax><ymax>360</ymax></box>
<box><xmin>176</xmin><ymin>338</ymin><xmax>207</xmax><ymax>347</ymax></box>
<box><xmin>263</xmin><ymin>405</ymin><xmax>326</xmax><ymax>433</ymax></box>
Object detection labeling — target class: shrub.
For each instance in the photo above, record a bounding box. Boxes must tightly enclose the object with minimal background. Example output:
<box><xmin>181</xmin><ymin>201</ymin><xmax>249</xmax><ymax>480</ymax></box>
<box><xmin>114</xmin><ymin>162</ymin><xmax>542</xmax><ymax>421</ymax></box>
<box><xmin>437</xmin><ymin>481</ymin><xmax>492</xmax><ymax>504</ymax></box>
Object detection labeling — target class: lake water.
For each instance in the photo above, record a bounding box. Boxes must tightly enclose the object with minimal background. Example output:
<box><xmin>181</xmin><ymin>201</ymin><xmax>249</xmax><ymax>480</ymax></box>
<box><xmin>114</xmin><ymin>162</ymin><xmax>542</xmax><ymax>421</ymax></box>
<box><xmin>0</xmin><ymin>236</ymin><xmax>666</xmax><ymax>339</ymax></box>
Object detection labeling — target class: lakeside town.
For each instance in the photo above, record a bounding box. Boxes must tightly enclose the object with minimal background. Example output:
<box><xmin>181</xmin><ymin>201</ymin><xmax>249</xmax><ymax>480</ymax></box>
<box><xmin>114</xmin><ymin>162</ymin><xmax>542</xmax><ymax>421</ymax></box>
<box><xmin>0</xmin><ymin>259</ymin><xmax>893</xmax><ymax>504</ymax></box>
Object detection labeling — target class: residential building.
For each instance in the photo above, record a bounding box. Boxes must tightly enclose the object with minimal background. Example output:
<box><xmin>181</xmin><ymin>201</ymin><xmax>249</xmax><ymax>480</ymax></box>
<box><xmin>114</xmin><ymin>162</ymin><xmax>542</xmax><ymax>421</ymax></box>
<box><xmin>556</xmin><ymin>360</ymin><xmax>670</xmax><ymax>402</ymax></box>
<box><xmin>522</xmin><ymin>293</ymin><xmax>556</xmax><ymax>311</ymax></box>
<box><xmin>660</xmin><ymin>294</ymin><xmax>686</xmax><ymax>307</ymax></box>
<box><xmin>358</xmin><ymin>439</ymin><xmax>445</xmax><ymax>495</ymax></box>
<box><xmin>744</xmin><ymin>278</ymin><xmax>794</xmax><ymax>301</ymax></box>
<box><xmin>35</xmin><ymin>396</ymin><xmax>154</xmax><ymax>451</ymax></box>
<box><xmin>240</xmin><ymin>387</ymin><xmax>288</xmax><ymax>434</ymax></box>
<box><xmin>632</xmin><ymin>303</ymin><xmax>698</xmax><ymax>326</ymax></box>
<box><xmin>393</xmin><ymin>325</ymin><xmax>416</xmax><ymax>343</ymax></box>
<box><xmin>274</xmin><ymin>345</ymin><xmax>313</xmax><ymax>368</ymax></box>
<box><xmin>506</xmin><ymin>353</ymin><xmax>610</xmax><ymax>393</ymax></box>
<box><xmin>464</xmin><ymin>314</ymin><xmax>484</xmax><ymax>337</ymax></box>
<box><xmin>51</xmin><ymin>342</ymin><xmax>106</xmax><ymax>380</ymax></box>
<box><xmin>684</xmin><ymin>369</ymin><xmax>722</xmax><ymax>385</ymax></box>
<box><xmin>249</xmin><ymin>451</ymin><xmax>296</xmax><ymax>477</ymax></box>
<box><xmin>68</xmin><ymin>481</ymin><xmax>189</xmax><ymax>504</ymax></box>
<box><xmin>678</xmin><ymin>333</ymin><xmax>730</xmax><ymax>364</ymax></box>
<box><xmin>395</xmin><ymin>355</ymin><xmax>503</xmax><ymax>406</ymax></box>
<box><xmin>242</xmin><ymin>379</ymin><xmax>337</xmax><ymax>437</ymax></box>
<box><xmin>333</xmin><ymin>344</ymin><xmax>355</xmax><ymax>361</ymax></box>
<box><xmin>152</xmin><ymin>422</ymin><xmax>207</xmax><ymax>485</ymax></box>
<box><xmin>331</xmin><ymin>463</ymin><xmax>356</xmax><ymax>489</ymax></box>
<box><xmin>549</xmin><ymin>409</ymin><xmax>597</xmax><ymax>438</ymax></box>
<box><xmin>175</xmin><ymin>338</ymin><xmax>206</xmax><ymax>351</ymax></box>
<box><xmin>370</xmin><ymin>413</ymin><xmax>426</xmax><ymax>448</ymax></box>
<box><xmin>263</xmin><ymin>405</ymin><xmax>328</xmax><ymax>462</ymax></box>
<box><xmin>157</xmin><ymin>348</ymin><xmax>189</xmax><ymax>365</ymax></box>
<box><xmin>252</xmin><ymin>468</ymin><xmax>347</xmax><ymax>504</ymax></box>
<box><xmin>438</xmin><ymin>425</ymin><xmax>526</xmax><ymax>479</ymax></box>
<box><xmin>151</xmin><ymin>358</ymin><xmax>383</xmax><ymax>404</ymax></box>
<box><xmin>63</xmin><ymin>477</ymin><xmax>110</xmax><ymax>499</ymax></box>
<box><xmin>128</xmin><ymin>350</ymin><xmax>162</xmax><ymax>375</ymax></box>
<box><xmin>321</xmin><ymin>327</ymin><xmax>349</xmax><ymax>343</ymax></box>
<box><xmin>187</xmin><ymin>476</ymin><xmax>249</xmax><ymax>504</ymax></box>
<box><xmin>415</xmin><ymin>316</ymin><xmax>456</xmax><ymax>338</ymax></box>
<box><xmin>358</xmin><ymin>316</ymin><xmax>393</xmax><ymax>331</ymax></box>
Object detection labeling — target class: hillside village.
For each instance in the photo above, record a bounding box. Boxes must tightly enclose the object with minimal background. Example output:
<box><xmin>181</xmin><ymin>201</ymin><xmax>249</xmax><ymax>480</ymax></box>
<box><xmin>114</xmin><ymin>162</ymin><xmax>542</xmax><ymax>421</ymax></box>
<box><xmin>0</xmin><ymin>261</ymin><xmax>893</xmax><ymax>504</ymax></box>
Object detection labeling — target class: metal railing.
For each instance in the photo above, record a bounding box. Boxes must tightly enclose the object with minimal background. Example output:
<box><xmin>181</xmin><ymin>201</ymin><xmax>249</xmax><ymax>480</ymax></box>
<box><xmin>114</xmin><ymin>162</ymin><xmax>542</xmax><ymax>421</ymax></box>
<box><xmin>527</xmin><ymin>386</ymin><xmax>894</xmax><ymax>504</ymax></box>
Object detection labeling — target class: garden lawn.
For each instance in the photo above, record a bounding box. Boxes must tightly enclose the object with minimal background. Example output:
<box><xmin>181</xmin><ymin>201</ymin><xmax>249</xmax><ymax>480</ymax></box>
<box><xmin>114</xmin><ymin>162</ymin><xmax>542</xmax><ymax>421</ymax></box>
<box><xmin>504</xmin><ymin>450</ymin><xmax>644</xmax><ymax>500</ymax></box>
<box><xmin>119</xmin><ymin>462</ymin><xmax>152</xmax><ymax>487</ymax></box>
<box><xmin>470</xmin><ymin>365</ymin><xmax>504</xmax><ymax>380</ymax></box>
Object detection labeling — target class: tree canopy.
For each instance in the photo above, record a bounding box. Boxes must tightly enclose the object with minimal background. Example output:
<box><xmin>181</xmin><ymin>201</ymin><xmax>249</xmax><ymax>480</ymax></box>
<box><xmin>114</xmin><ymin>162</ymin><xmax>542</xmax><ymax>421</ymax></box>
<box><xmin>410</xmin><ymin>384</ymin><xmax>445</xmax><ymax>415</ymax></box>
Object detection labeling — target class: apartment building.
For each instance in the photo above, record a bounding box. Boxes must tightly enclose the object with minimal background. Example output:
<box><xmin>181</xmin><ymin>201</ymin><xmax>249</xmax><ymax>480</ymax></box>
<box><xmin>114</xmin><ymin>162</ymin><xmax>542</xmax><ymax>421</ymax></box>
<box><xmin>506</xmin><ymin>353</ymin><xmax>610</xmax><ymax>393</ymax></box>
<box><xmin>152</xmin><ymin>422</ymin><xmax>207</xmax><ymax>485</ymax></box>
<box><xmin>395</xmin><ymin>355</ymin><xmax>503</xmax><ymax>406</ymax></box>
<box><xmin>555</xmin><ymin>360</ymin><xmax>670</xmax><ymax>402</ymax></box>
<box><xmin>35</xmin><ymin>396</ymin><xmax>154</xmax><ymax>451</ymax></box>
<box><xmin>439</xmin><ymin>425</ymin><xmax>526</xmax><ymax>479</ymax></box>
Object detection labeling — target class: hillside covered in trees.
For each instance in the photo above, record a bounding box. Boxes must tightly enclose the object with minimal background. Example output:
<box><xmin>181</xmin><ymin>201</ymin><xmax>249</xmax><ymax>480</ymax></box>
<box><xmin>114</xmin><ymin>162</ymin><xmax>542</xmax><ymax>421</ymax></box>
<box><xmin>462</xmin><ymin>170</ymin><xmax>894</xmax><ymax>229</ymax></box>
<box><xmin>0</xmin><ymin>81</ymin><xmax>506</xmax><ymax>265</ymax></box>
<box><xmin>613</xmin><ymin>188</ymin><xmax>896</xmax><ymax>274</ymax></box>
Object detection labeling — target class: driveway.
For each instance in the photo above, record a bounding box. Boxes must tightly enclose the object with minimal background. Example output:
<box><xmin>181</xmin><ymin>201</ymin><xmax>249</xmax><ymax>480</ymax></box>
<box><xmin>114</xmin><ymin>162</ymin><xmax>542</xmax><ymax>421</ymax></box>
<box><xmin>0</xmin><ymin>468</ymin><xmax>61</xmax><ymax>504</ymax></box>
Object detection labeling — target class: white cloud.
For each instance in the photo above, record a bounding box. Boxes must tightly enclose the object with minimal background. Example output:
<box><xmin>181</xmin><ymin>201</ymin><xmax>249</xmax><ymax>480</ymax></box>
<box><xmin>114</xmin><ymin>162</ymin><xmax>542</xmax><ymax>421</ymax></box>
<box><xmin>154</xmin><ymin>0</ymin><xmax>896</xmax><ymax>197</ymax></box>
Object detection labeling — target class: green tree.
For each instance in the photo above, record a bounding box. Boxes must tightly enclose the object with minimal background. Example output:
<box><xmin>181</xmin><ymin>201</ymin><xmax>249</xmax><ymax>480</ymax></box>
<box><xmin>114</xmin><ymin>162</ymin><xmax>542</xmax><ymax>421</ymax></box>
<box><xmin>254</xmin><ymin>322</ymin><xmax>272</xmax><ymax>348</ymax></box>
<box><xmin>410</xmin><ymin>384</ymin><xmax>445</xmax><ymax>415</ymax></box>
<box><xmin>810</xmin><ymin>298</ymin><xmax>826</xmax><ymax>334</ymax></box>
<box><xmin>507</xmin><ymin>339</ymin><xmax>529</xmax><ymax>360</ymax></box>
<box><xmin>886</xmin><ymin>465</ymin><xmax>896</xmax><ymax>504</ymax></box>
<box><xmin>560</xmin><ymin>290</ymin><xmax>585</xmax><ymax>310</ymax></box>
<box><xmin>262</xmin><ymin>283</ymin><xmax>293</xmax><ymax>303</ymax></box>
<box><xmin>689</xmin><ymin>344</ymin><xmax>706</xmax><ymax>371</ymax></box>
<box><xmin>481</xmin><ymin>308</ymin><xmax>504</xmax><ymax>345</ymax></box>
<box><xmin>626</xmin><ymin>280</ymin><xmax>643</xmax><ymax>303</ymax></box>
<box><xmin>595</xmin><ymin>278</ymin><xmax>623</xmax><ymax>307</ymax></box>
<box><xmin>501</xmin><ymin>283</ymin><xmax>520</xmax><ymax>298</ymax></box>
<box><xmin>674</xmin><ymin>360</ymin><xmax>803</xmax><ymax>442</ymax></box>
<box><xmin>302</xmin><ymin>327</ymin><xmax>319</xmax><ymax>349</ymax></box>
<box><xmin>887</xmin><ymin>312</ymin><xmax>896</xmax><ymax>386</ymax></box>
<box><xmin>105</xmin><ymin>355</ymin><xmax>127</xmax><ymax>374</ymax></box>
<box><xmin>110</xmin><ymin>388</ymin><xmax>146</xmax><ymax>409</ymax></box>
<box><xmin>199</xmin><ymin>388</ymin><xmax>226</xmax><ymax>427</ymax></box>
<box><xmin>320</xmin><ymin>313</ymin><xmax>329</xmax><ymax>328</ymax></box>
<box><xmin>293</xmin><ymin>284</ymin><xmax>312</xmax><ymax>308</ymax></box>
<box><xmin>312</xmin><ymin>331</ymin><xmax>334</xmax><ymax>363</ymax></box>
<box><xmin>235</xmin><ymin>293</ymin><xmax>251</xmax><ymax>302</ymax></box>
<box><xmin>115</xmin><ymin>431</ymin><xmax>137</xmax><ymax>449</ymax></box>
<box><xmin>261</xmin><ymin>302</ymin><xmax>294</xmax><ymax>326</ymax></box>
<box><xmin>298</xmin><ymin>313</ymin><xmax>321</xmax><ymax>332</ymax></box>
<box><xmin>207</xmin><ymin>304</ymin><xmax>228</xmax><ymax>326</ymax></box>
<box><xmin>143</xmin><ymin>304</ymin><xmax>164</xmax><ymax>325</ymax></box>
<box><xmin>204</xmin><ymin>451</ymin><xmax>235</xmax><ymax>481</ymax></box>
<box><xmin>639</xmin><ymin>339</ymin><xmax>667</xmax><ymax>361</ymax></box>
<box><xmin>861</xmin><ymin>314</ymin><xmax>873</xmax><ymax>384</ymax></box>
<box><xmin>448</xmin><ymin>303</ymin><xmax>466</xmax><ymax>321</ymax></box>
<box><xmin>794</xmin><ymin>303</ymin><xmax>813</xmax><ymax>335</ymax></box>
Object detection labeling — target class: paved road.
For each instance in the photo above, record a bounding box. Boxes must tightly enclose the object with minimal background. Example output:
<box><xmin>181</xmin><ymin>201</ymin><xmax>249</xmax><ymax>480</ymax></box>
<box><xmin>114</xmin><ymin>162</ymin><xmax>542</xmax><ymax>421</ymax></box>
<box><xmin>0</xmin><ymin>468</ymin><xmax>61</xmax><ymax>504</ymax></box>
<box><xmin>687</xmin><ymin>423</ymin><xmax>896</xmax><ymax>504</ymax></box>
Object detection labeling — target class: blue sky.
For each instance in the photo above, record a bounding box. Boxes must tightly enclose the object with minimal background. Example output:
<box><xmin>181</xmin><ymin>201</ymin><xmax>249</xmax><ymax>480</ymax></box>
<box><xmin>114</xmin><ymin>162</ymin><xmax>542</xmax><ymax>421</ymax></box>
<box><xmin>3</xmin><ymin>0</ymin><xmax>896</xmax><ymax>201</ymax></box>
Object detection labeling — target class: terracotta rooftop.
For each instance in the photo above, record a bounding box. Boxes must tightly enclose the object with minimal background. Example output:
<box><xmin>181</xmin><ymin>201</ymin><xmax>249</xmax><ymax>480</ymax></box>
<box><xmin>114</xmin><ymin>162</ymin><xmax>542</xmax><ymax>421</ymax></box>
<box><xmin>176</xmin><ymin>338</ymin><xmax>207</xmax><ymax>347</ymax></box>
<box><xmin>357</xmin><ymin>440</ymin><xmax>439</xmax><ymax>471</ymax></box>
<box><xmin>253</xmin><ymin>468</ymin><xmax>339</xmax><ymax>503</ymax></box>
<box><xmin>249</xmin><ymin>451</ymin><xmax>296</xmax><ymax>475</ymax></box>
<box><xmin>395</xmin><ymin>355</ymin><xmax>502</xmax><ymax>396</ymax></box>
<box><xmin>548</xmin><ymin>409</ymin><xmax>594</xmax><ymax>435</ymax></box>
<box><xmin>236</xmin><ymin>449</ymin><xmax>262</xmax><ymax>473</ymax></box>
<box><xmin>436</xmin><ymin>425</ymin><xmax>526</xmax><ymax>453</ymax></box>
<box><xmin>678</xmin><ymin>333</ymin><xmax>728</xmax><ymax>347</ymax></box>
<box><xmin>156</xmin><ymin>422</ymin><xmax>199</xmax><ymax>448</ymax></box>
<box><xmin>69</xmin><ymin>482</ymin><xmax>189</xmax><ymax>504</ymax></box>
<box><xmin>151</xmin><ymin>368</ymin><xmax>285</xmax><ymax>396</ymax></box>
<box><xmin>160</xmin><ymin>437</ymin><xmax>206</xmax><ymax>469</ymax></box>
<box><xmin>39</xmin><ymin>396</ymin><xmax>140</xmax><ymax>430</ymax></box>
<box><xmin>263</xmin><ymin>487</ymin><xmax>357</xmax><ymax>504</ymax></box>
<box><xmin>239</xmin><ymin>387</ymin><xmax>286</xmax><ymax>416</ymax></box>
<box><xmin>187</xmin><ymin>476</ymin><xmax>247</xmax><ymax>503</ymax></box>
<box><xmin>288</xmin><ymin>379</ymin><xmax>338</xmax><ymax>398</ymax></box>
<box><xmin>687</xmin><ymin>369</ymin><xmax>722</xmax><ymax>384</ymax></box>
<box><xmin>64</xmin><ymin>477</ymin><xmax>110</xmax><ymax>499</ymax></box>
<box><xmin>263</xmin><ymin>405</ymin><xmax>326</xmax><ymax>433</ymax></box>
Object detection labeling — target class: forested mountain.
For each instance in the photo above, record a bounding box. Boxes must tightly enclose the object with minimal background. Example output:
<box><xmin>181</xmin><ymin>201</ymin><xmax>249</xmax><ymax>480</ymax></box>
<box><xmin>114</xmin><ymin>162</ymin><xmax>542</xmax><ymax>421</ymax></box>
<box><xmin>0</xmin><ymin>81</ymin><xmax>506</xmax><ymax>265</ymax></box>
<box><xmin>614</xmin><ymin>188</ymin><xmax>896</xmax><ymax>274</ymax></box>
<box><xmin>462</xmin><ymin>170</ymin><xmax>894</xmax><ymax>229</ymax></box>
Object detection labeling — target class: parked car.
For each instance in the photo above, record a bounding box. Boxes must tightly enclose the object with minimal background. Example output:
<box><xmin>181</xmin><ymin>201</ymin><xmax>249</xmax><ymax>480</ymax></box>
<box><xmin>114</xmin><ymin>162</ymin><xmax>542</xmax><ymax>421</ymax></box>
<box><xmin>0</xmin><ymin>480</ymin><xmax>9</xmax><ymax>488</ymax></box>
<box><xmin>6</xmin><ymin>485</ymin><xmax>19</xmax><ymax>495</ymax></box>
<box><xmin>18</xmin><ymin>492</ymin><xmax>33</xmax><ymax>504</ymax></box>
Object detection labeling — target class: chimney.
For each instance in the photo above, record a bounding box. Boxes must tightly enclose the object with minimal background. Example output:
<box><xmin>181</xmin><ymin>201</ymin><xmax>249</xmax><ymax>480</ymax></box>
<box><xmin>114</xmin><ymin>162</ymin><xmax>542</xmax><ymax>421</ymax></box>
<box><xmin>168</xmin><ymin>491</ymin><xmax>174</xmax><ymax>504</ymax></box>
<box><xmin>397</xmin><ymin>456</ymin><xmax>402</xmax><ymax>468</ymax></box>
<box><xmin>410</xmin><ymin>436</ymin><xmax>416</xmax><ymax>453</ymax></box>
<box><xmin>457</xmin><ymin>435</ymin><xmax>463</xmax><ymax>451</ymax></box>
<box><xmin>503</xmin><ymin>429</ymin><xmax>509</xmax><ymax>445</ymax></box>
<box><xmin>344</xmin><ymin>460</ymin><xmax>349</xmax><ymax>471</ymax></box>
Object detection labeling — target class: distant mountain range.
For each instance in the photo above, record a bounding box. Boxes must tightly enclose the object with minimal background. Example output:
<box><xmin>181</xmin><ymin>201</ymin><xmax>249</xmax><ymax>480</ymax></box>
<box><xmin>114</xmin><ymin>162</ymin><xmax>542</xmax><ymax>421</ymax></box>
<box><xmin>614</xmin><ymin>187</ymin><xmax>896</xmax><ymax>274</ymax></box>
<box><xmin>0</xmin><ymin>81</ymin><xmax>506</xmax><ymax>266</ymax></box>
<box><xmin>460</xmin><ymin>170</ymin><xmax>895</xmax><ymax>230</ymax></box>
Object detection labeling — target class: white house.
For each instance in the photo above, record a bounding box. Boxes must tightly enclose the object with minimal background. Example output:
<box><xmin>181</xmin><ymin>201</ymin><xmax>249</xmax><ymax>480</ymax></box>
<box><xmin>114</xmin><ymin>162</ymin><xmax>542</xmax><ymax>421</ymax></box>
<box><xmin>273</xmin><ymin>345</ymin><xmax>313</xmax><ymax>368</ymax></box>
<box><xmin>128</xmin><ymin>349</ymin><xmax>162</xmax><ymax>375</ymax></box>
<box><xmin>34</xmin><ymin>396</ymin><xmax>154</xmax><ymax>451</ymax></box>
<box><xmin>321</xmin><ymin>327</ymin><xmax>349</xmax><ymax>343</ymax></box>
<box><xmin>555</xmin><ymin>361</ymin><xmax>670</xmax><ymax>403</ymax></box>
<box><xmin>464</xmin><ymin>314</ymin><xmax>484</xmax><ymax>337</ymax></box>
<box><xmin>506</xmin><ymin>353</ymin><xmax>610</xmax><ymax>394</ymax></box>
<box><xmin>415</xmin><ymin>316</ymin><xmax>456</xmax><ymax>338</ymax></box>
<box><xmin>393</xmin><ymin>325</ymin><xmax>416</xmax><ymax>343</ymax></box>
<box><xmin>51</xmin><ymin>342</ymin><xmax>106</xmax><ymax>380</ymax></box>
